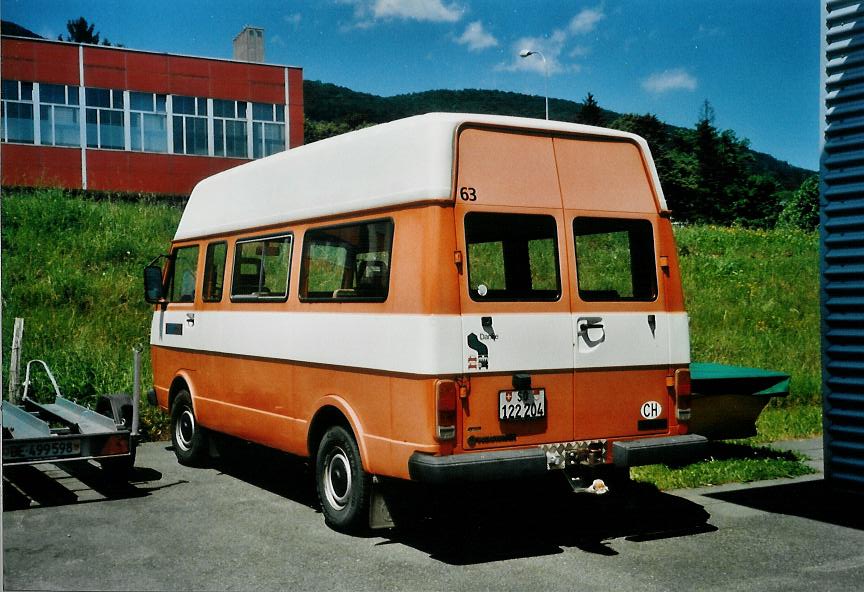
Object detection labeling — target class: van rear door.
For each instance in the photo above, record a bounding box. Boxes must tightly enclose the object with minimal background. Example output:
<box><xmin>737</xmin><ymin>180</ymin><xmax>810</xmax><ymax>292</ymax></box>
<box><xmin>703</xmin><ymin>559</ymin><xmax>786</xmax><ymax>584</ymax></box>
<box><xmin>454</xmin><ymin>126</ymin><xmax>575</xmax><ymax>451</ymax></box>
<box><xmin>554</xmin><ymin>136</ymin><xmax>686</xmax><ymax>440</ymax></box>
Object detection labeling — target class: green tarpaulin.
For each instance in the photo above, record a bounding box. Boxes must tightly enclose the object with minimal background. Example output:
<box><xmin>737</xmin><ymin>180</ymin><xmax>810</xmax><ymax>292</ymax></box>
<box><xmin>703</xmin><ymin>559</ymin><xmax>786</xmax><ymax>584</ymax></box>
<box><xmin>690</xmin><ymin>362</ymin><xmax>790</xmax><ymax>397</ymax></box>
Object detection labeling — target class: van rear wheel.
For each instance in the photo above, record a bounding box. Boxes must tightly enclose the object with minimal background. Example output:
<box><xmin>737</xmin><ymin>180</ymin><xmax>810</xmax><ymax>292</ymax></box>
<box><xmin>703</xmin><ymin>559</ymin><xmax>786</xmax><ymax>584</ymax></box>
<box><xmin>171</xmin><ymin>390</ymin><xmax>207</xmax><ymax>466</ymax></box>
<box><xmin>316</xmin><ymin>425</ymin><xmax>371</xmax><ymax>533</ymax></box>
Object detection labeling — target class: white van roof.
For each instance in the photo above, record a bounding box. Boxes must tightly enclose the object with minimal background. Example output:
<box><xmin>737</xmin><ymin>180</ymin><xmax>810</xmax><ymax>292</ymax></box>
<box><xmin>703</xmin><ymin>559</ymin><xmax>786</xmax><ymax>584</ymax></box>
<box><xmin>174</xmin><ymin>112</ymin><xmax>663</xmax><ymax>241</ymax></box>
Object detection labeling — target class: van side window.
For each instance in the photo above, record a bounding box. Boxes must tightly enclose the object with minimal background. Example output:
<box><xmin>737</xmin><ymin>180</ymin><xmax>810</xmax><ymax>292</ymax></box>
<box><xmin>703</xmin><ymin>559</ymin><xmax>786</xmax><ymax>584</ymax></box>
<box><xmin>231</xmin><ymin>234</ymin><xmax>293</xmax><ymax>301</ymax></box>
<box><xmin>202</xmin><ymin>241</ymin><xmax>227</xmax><ymax>302</ymax></box>
<box><xmin>166</xmin><ymin>245</ymin><xmax>199</xmax><ymax>303</ymax></box>
<box><xmin>300</xmin><ymin>219</ymin><xmax>394</xmax><ymax>301</ymax></box>
<box><xmin>465</xmin><ymin>213</ymin><xmax>561</xmax><ymax>301</ymax></box>
<box><xmin>573</xmin><ymin>217</ymin><xmax>657</xmax><ymax>302</ymax></box>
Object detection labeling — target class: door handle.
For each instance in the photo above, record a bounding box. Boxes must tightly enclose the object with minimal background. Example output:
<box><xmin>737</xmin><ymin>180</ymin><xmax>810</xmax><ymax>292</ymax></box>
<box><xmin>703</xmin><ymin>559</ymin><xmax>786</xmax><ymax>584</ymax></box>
<box><xmin>577</xmin><ymin>316</ymin><xmax>605</xmax><ymax>348</ymax></box>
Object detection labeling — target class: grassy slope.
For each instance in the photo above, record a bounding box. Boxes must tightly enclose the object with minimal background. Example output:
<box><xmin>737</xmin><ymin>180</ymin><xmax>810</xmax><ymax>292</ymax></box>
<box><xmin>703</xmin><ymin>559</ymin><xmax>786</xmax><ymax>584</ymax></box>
<box><xmin>1</xmin><ymin>189</ymin><xmax>181</xmax><ymax>439</ymax></box>
<box><xmin>2</xmin><ymin>190</ymin><xmax>821</xmax><ymax>457</ymax></box>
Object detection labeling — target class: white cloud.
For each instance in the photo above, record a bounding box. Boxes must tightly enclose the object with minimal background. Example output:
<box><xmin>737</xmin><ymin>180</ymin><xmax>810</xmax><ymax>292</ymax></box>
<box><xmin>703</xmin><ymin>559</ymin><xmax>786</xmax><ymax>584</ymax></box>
<box><xmin>642</xmin><ymin>69</ymin><xmax>698</xmax><ymax>94</ymax></box>
<box><xmin>569</xmin><ymin>45</ymin><xmax>591</xmax><ymax>58</ymax></box>
<box><xmin>456</xmin><ymin>21</ymin><xmax>498</xmax><ymax>51</ymax></box>
<box><xmin>497</xmin><ymin>32</ymin><xmax>567</xmax><ymax>74</ymax></box>
<box><xmin>568</xmin><ymin>8</ymin><xmax>604</xmax><ymax>34</ymax></box>
<box><xmin>372</xmin><ymin>0</ymin><xmax>462</xmax><ymax>22</ymax></box>
<box><xmin>284</xmin><ymin>13</ymin><xmax>302</xmax><ymax>29</ymax></box>
<box><xmin>498</xmin><ymin>7</ymin><xmax>604</xmax><ymax>76</ymax></box>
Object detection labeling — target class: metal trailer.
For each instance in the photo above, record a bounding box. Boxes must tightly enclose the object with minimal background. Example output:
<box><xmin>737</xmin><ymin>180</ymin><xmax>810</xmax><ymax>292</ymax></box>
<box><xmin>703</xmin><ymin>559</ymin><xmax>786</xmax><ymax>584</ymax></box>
<box><xmin>2</xmin><ymin>357</ymin><xmax>140</xmax><ymax>478</ymax></box>
<box><xmin>822</xmin><ymin>0</ymin><xmax>864</xmax><ymax>492</ymax></box>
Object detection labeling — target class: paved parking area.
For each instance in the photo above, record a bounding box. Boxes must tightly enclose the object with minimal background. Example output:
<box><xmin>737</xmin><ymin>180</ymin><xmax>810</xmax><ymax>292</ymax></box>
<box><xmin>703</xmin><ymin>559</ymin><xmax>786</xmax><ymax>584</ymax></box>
<box><xmin>4</xmin><ymin>437</ymin><xmax>864</xmax><ymax>592</ymax></box>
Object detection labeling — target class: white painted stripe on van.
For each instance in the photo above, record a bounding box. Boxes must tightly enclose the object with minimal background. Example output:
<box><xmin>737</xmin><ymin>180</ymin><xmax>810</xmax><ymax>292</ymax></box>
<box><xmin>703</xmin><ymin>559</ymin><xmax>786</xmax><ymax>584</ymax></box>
<box><xmin>571</xmin><ymin>311</ymin><xmax>691</xmax><ymax>369</ymax></box>
<box><xmin>151</xmin><ymin>310</ymin><xmax>466</xmax><ymax>375</ymax></box>
<box><xmin>461</xmin><ymin>312</ymin><xmax>689</xmax><ymax>373</ymax></box>
<box><xmin>152</xmin><ymin>310</ymin><xmax>690</xmax><ymax>376</ymax></box>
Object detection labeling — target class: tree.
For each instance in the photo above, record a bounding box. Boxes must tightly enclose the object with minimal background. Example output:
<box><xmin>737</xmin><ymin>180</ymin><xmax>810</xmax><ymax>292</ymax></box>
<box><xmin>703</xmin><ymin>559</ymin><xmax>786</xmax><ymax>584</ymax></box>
<box><xmin>778</xmin><ymin>175</ymin><xmax>820</xmax><ymax>230</ymax></box>
<box><xmin>575</xmin><ymin>92</ymin><xmax>605</xmax><ymax>126</ymax></box>
<box><xmin>60</xmin><ymin>17</ymin><xmax>99</xmax><ymax>44</ymax></box>
<box><xmin>609</xmin><ymin>113</ymin><xmax>669</xmax><ymax>150</ymax></box>
<box><xmin>58</xmin><ymin>17</ymin><xmax>119</xmax><ymax>46</ymax></box>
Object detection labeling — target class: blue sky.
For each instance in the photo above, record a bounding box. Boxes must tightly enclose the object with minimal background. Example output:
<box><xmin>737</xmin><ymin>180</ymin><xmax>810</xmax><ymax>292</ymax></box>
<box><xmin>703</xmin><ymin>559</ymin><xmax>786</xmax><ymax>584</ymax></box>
<box><xmin>4</xmin><ymin>1</ymin><xmax>819</xmax><ymax>170</ymax></box>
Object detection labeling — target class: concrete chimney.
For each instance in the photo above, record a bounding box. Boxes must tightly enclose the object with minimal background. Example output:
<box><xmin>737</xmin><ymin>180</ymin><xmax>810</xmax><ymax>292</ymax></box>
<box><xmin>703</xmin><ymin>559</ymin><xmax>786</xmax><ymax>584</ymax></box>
<box><xmin>233</xmin><ymin>26</ymin><xmax>265</xmax><ymax>63</ymax></box>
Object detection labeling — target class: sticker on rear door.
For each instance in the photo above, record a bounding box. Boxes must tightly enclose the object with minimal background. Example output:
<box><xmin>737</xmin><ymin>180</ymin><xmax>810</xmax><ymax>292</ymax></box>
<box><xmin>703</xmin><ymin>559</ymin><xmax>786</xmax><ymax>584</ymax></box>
<box><xmin>640</xmin><ymin>400</ymin><xmax>662</xmax><ymax>419</ymax></box>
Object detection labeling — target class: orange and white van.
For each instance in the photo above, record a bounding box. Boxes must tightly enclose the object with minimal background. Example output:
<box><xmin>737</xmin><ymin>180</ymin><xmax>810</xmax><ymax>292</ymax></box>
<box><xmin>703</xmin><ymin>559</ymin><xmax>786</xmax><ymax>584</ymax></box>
<box><xmin>144</xmin><ymin>113</ymin><xmax>706</xmax><ymax>531</ymax></box>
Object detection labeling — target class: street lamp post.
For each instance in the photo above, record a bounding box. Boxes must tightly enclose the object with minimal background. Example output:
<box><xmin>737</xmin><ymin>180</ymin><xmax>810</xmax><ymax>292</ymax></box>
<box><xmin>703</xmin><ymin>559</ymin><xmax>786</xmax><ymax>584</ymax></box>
<box><xmin>519</xmin><ymin>49</ymin><xmax>548</xmax><ymax>120</ymax></box>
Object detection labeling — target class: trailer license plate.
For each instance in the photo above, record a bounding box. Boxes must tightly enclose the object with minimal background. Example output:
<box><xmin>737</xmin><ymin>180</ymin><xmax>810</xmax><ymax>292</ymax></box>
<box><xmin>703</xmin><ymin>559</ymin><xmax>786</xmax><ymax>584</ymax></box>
<box><xmin>499</xmin><ymin>389</ymin><xmax>546</xmax><ymax>421</ymax></box>
<box><xmin>3</xmin><ymin>439</ymin><xmax>81</xmax><ymax>461</ymax></box>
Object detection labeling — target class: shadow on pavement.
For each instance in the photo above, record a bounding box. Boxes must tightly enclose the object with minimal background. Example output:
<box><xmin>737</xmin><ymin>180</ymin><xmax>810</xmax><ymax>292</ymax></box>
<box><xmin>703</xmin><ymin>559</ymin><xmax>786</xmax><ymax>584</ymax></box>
<box><xmin>204</xmin><ymin>435</ymin><xmax>716</xmax><ymax>563</ymax></box>
<box><xmin>206</xmin><ymin>435</ymin><xmax>320</xmax><ymax>510</ymax></box>
<box><xmin>378</xmin><ymin>476</ymin><xmax>715</xmax><ymax>565</ymax></box>
<box><xmin>706</xmin><ymin>478</ymin><xmax>864</xmax><ymax>530</ymax></box>
<box><xmin>3</xmin><ymin>461</ymin><xmax>164</xmax><ymax>511</ymax></box>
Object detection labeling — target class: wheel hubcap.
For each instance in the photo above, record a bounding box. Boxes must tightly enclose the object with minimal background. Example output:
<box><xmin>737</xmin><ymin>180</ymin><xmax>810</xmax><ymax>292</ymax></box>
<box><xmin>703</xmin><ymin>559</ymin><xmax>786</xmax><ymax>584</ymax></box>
<box><xmin>176</xmin><ymin>408</ymin><xmax>195</xmax><ymax>451</ymax></box>
<box><xmin>324</xmin><ymin>447</ymin><xmax>352</xmax><ymax>511</ymax></box>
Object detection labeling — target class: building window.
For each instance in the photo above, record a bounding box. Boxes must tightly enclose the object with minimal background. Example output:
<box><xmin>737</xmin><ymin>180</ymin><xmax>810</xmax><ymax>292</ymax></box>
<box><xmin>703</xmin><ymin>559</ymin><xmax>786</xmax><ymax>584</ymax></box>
<box><xmin>129</xmin><ymin>91</ymin><xmax>167</xmax><ymax>153</ymax></box>
<box><xmin>85</xmin><ymin>87</ymin><xmax>125</xmax><ymax>150</ymax></box>
<box><xmin>251</xmin><ymin>102</ymin><xmax>285</xmax><ymax>158</ymax></box>
<box><xmin>213</xmin><ymin>98</ymin><xmax>248</xmax><ymax>158</ymax></box>
<box><xmin>38</xmin><ymin>83</ymin><xmax>80</xmax><ymax>147</ymax></box>
<box><xmin>172</xmin><ymin>95</ymin><xmax>208</xmax><ymax>156</ymax></box>
<box><xmin>1</xmin><ymin>80</ymin><xmax>35</xmax><ymax>144</ymax></box>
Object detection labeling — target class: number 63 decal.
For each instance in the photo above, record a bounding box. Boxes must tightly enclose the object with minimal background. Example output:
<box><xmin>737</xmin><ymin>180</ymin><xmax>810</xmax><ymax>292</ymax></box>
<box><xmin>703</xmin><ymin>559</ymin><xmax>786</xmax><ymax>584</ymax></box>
<box><xmin>459</xmin><ymin>187</ymin><xmax>477</xmax><ymax>201</ymax></box>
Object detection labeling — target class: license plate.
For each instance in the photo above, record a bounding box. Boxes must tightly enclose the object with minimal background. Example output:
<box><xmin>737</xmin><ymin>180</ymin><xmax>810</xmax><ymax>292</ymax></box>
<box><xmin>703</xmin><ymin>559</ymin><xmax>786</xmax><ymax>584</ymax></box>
<box><xmin>498</xmin><ymin>388</ymin><xmax>546</xmax><ymax>421</ymax></box>
<box><xmin>3</xmin><ymin>439</ymin><xmax>81</xmax><ymax>462</ymax></box>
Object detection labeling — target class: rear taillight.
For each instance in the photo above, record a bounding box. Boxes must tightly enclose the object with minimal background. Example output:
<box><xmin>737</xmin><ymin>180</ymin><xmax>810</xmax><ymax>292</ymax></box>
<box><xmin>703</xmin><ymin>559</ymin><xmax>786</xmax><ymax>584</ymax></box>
<box><xmin>435</xmin><ymin>380</ymin><xmax>457</xmax><ymax>440</ymax></box>
<box><xmin>674</xmin><ymin>368</ymin><xmax>692</xmax><ymax>422</ymax></box>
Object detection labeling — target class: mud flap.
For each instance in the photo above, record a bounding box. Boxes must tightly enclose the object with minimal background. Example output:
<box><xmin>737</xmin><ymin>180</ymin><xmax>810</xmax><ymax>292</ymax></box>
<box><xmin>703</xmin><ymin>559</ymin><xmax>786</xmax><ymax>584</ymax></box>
<box><xmin>369</xmin><ymin>476</ymin><xmax>395</xmax><ymax>530</ymax></box>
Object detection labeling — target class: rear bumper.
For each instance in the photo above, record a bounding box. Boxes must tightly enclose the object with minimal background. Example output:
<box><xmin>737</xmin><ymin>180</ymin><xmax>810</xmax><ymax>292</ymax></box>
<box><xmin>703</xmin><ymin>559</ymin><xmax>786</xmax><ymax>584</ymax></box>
<box><xmin>612</xmin><ymin>434</ymin><xmax>709</xmax><ymax>468</ymax></box>
<box><xmin>408</xmin><ymin>434</ymin><xmax>709</xmax><ymax>484</ymax></box>
<box><xmin>409</xmin><ymin>448</ymin><xmax>548</xmax><ymax>484</ymax></box>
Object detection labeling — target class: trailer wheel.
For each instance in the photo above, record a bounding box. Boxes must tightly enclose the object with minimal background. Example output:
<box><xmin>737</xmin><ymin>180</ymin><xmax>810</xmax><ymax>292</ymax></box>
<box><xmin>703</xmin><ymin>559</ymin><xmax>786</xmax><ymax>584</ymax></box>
<box><xmin>96</xmin><ymin>393</ymin><xmax>134</xmax><ymax>429</ymax></box>
<box><xmin>171</xmin><ymin>390</ymin><xmax>208</xmax><ymax>466</ymax></box>
<box><xmin>315</xmin><ymin>425</ymin><xmax>371</xmax><ymax>533</ymax></box>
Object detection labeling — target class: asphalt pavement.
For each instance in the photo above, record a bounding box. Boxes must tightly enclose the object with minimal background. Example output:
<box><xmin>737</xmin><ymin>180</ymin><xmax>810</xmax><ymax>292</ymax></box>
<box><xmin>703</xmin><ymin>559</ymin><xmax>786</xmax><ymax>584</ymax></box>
<box><xmin>4</xmin><ymin>436</ymin><xmax>864</xmax><ymax>592</ymax></box>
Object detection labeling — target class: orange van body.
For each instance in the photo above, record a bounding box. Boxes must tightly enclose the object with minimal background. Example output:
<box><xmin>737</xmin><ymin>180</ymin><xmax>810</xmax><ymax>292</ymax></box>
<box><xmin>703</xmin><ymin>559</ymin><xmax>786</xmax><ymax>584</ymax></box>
<box><xmin>147</xmin><ymin>114</ymin><xmax>705</xmax><ymax>530</ymax></box>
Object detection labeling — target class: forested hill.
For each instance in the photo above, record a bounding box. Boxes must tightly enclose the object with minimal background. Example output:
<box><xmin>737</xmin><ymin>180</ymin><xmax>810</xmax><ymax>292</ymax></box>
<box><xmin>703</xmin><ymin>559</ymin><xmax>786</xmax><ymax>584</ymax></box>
<box><xmin>303</xmin><ymin>80</ymin><xmax>813</xmax><ymax>194</ymax></box>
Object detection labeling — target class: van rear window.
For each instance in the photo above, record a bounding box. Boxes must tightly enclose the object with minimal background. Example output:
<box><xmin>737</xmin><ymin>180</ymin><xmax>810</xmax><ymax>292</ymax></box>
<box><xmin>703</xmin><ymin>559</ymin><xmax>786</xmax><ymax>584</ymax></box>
<box><xmin>230</xmin><ymin>234</ymin><xmax>293</xmax><ymax>301</ymax></box>
<box><xmin>465</xmin><ymin>213</ymin><xmax>561</xmax><ymax>301</ymax></box>
<box><xmin>573</xmin><ymin>217</ymin><xmax>657</xmax><ymax>302</ymax></box>
<box><xmin>300</xmin><ymin>219</ymin><xmax>394</xmax><ymax>302</ymax></box>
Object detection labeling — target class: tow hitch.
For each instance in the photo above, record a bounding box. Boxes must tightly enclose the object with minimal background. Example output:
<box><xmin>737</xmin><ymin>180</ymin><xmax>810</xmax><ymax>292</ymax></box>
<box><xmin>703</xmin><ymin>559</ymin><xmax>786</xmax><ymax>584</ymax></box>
<box><xmin>543</xmin><ymin>440</ymin><xmax>611</xmax><ymax>494</ymax></box>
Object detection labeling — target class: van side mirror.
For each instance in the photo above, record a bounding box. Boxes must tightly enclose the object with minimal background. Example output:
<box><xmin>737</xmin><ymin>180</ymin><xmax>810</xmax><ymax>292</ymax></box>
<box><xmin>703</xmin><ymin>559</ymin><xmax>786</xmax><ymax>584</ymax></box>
<box><xmin>144</xmin><ymin>265</ymin><xmax>166</xmax><ymax>304</ymax></box>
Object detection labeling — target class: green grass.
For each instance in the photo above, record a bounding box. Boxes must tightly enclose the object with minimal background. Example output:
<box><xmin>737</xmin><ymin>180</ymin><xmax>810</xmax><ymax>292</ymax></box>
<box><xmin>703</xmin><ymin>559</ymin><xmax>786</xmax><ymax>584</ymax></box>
<box><xmin>631</xmin><ymin>442</ymin><xmax>815</xmax><ymax>490</ymax></box>
<box><xmin>1</xmin><ymin>188</ymin><xmax>182</xmax><ymax>439</ymax></box>
<box><xmin>676</xmin><ymin>224</ymin><xmax>820</xmax><ymax>406</ymax></box>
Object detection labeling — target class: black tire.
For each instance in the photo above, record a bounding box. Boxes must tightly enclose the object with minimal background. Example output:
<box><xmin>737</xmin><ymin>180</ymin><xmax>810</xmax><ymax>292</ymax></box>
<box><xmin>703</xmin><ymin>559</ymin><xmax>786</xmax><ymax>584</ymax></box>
<box><xmin>315</xmin><ymin>425</ymin><xmax>371</xmax><ymax>533</ymax></box>
<box><xmin>96</xmin><ymin>393</ymin><xmax>134</xmax><ymax>429</ymax></box>
<box><xmin>170</xmin><ymin>390</ymin><xmax>208</xmax><ymax>466</ymax></box>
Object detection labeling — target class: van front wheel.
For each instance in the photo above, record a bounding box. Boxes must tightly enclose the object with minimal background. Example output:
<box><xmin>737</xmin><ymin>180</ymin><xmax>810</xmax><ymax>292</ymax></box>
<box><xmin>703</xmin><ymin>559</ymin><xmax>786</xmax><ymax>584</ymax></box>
<box><xmin>170</xmin><ymin>390</ymin><xmax>207</xmax><ymax>466</ymax></box>
<box><xmin>316</xmin><ymin>426</ymin><xmax>371</xmax><ymax>533</ymax></box>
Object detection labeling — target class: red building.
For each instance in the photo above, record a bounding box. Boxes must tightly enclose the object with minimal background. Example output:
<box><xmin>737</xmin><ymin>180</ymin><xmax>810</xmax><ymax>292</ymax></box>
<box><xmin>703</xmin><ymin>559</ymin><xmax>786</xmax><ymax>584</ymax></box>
<box><xmin>1</xmin><ymin>35</ymin><xmax>303</xmax><ymax>195</ymax></box>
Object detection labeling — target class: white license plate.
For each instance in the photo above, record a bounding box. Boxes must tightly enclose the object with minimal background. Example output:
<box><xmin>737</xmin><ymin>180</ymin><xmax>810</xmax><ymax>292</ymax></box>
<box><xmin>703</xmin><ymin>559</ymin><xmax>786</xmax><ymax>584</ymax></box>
<box><xmin>498</xmin><ymin>388</ymin><xmax>546</xmax><ymax>421</ymax></box>
<box><xmin>3</xmin><ymin>439</ymin><xmax>81</xmax><ymax>461</ymax></box>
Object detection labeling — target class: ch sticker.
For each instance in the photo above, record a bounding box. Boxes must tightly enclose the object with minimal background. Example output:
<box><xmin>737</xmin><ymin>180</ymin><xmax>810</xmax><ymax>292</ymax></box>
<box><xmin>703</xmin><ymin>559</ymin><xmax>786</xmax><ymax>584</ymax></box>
<box><xmin>640</xmin><ymin>401</ymin><xmax>662</xmax><ymax>420</ymax></box>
